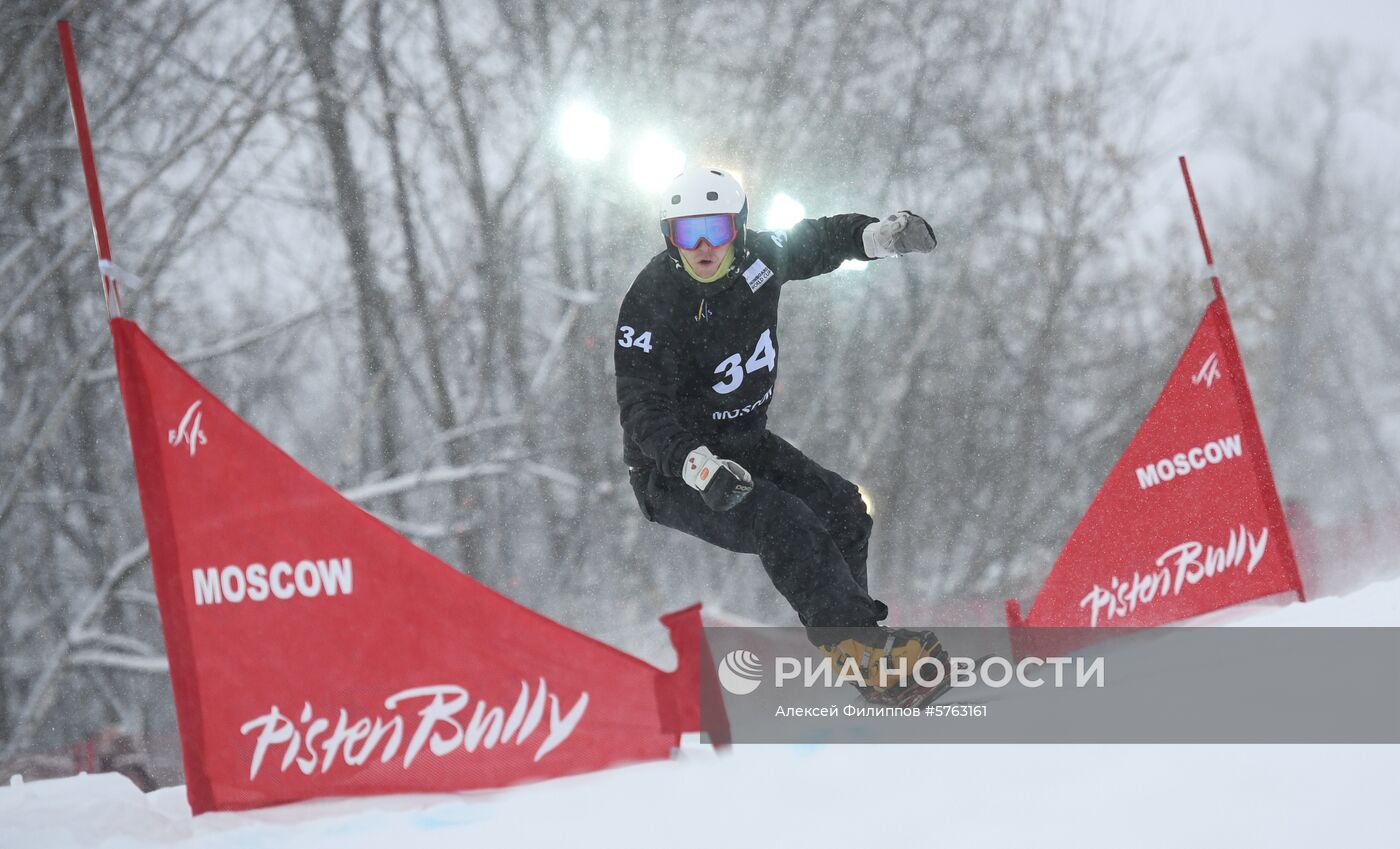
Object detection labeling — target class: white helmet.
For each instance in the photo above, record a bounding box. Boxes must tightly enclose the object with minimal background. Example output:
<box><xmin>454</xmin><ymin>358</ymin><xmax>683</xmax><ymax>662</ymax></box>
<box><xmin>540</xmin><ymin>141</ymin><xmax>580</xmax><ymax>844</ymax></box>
<box><xmin>658</xmin><ymin>166</ymin><xmax>748</xmax><ymax>244</ymax></box>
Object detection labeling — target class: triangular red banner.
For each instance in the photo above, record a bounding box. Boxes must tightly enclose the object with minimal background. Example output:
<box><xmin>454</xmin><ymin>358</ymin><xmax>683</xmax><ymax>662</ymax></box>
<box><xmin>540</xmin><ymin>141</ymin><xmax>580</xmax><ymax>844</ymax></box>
<box><xmin>1006</xmin><ymin>296</ymin><xmax>1305</xmax><ymax>633</ymax></box>
<box><xmin>111</xmin><ymin>318</ymin><xmax>710</xmax><ymax>813</ymax></box>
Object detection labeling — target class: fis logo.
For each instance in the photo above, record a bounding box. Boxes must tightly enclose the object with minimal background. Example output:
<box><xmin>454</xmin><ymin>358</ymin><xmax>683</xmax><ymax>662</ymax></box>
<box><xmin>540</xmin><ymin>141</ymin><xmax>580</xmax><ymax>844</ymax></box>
<box><xmin>717</xmin><ymin>649</ymin><xmax>763</xmax><ymax>695</ymax></box>
<box><xmin>169</xmin><ymin>400</ymin><xmax>207</xmax><ymax>457</ymax></box>
<box><xmin>1192</xmin><ymin>352</ymin><xmax>1221</xmax><ymax>388</ymax></box>
<box><xmin>695</xmin><ymin>298</ymin><xmax>713</xmax><ymax>323</ymax></box>
<box><xmin>770</xmin><ymin>232</ymin><xmax>787</xmax><ymax>248</ymax></box>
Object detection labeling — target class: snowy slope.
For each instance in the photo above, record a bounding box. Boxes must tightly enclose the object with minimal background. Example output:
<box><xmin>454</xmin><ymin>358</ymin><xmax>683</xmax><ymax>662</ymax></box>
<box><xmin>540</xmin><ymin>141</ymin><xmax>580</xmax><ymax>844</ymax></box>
<box><xmin>5</xmin><ymin>576</ymin><xmax>1400</xmax><ymax>849</ymax></box>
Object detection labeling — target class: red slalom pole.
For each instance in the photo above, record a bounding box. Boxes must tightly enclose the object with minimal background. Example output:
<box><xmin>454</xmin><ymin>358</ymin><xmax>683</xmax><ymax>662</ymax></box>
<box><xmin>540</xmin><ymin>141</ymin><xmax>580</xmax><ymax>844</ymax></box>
<box><xmin>1178</xmin><ymin>155</ymin><xmax>1224</xmax><ymax>301</ymax></box>
<box><xmin>57</xmin><ymin>19</ymin><xmax>122</xmax><ymax>318</ymax></box>
<box><xmin>1178</xmin><ymin>156</ymin><xmax>1306</xmax><ymax>602</ymax></box>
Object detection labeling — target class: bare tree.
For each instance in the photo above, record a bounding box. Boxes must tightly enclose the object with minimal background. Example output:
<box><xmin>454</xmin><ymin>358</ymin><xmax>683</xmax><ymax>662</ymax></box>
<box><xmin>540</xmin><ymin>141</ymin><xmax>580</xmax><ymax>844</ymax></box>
<box><xmin>1218</xmin><ymin>45</ymin><xmax>1400</xmax><ymax>517</ymax></box>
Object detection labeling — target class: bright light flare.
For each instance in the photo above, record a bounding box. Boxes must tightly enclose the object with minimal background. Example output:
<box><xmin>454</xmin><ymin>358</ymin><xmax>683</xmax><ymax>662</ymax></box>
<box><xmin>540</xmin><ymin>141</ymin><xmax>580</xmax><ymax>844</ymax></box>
<box><xmin>840</xmin><ymin>259</ymin><xmax>869</xmax><ymax>271</ymax></box>
<box><xmin>857</xmin><ymin>484</ymin><xmax>874</xmax><ymax>516</ymax></box>
<box><xmin>558</xmin><ymin>103</ymin><xmax>610</xmax><ymax>162</ymax></box>
<box><xmin>766</xmin><ymin>193</ymin><xmax>806</xmax><ymax>229</ymax></box>
<box><xmin>630</xmin><ymin>134</ymin><xmax>686</xmax><ymax>191</ymax></box>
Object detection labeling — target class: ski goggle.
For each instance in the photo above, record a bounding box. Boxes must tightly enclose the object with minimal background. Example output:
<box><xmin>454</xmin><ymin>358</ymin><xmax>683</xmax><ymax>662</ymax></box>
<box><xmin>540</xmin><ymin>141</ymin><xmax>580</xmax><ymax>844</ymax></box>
<box><xmin>668</xmin><ymin>214</ymin><xmax>737</xmax><ymax>250</ymax></box>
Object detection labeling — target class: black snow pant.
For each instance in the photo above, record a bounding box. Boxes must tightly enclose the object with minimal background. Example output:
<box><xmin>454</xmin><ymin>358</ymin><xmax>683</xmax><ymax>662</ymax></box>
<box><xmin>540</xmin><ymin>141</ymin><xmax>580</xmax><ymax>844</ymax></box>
<box><xmin>628</xmin><ymin>431</ymin><xmax>888</xmax><ymax>629</ymax></box>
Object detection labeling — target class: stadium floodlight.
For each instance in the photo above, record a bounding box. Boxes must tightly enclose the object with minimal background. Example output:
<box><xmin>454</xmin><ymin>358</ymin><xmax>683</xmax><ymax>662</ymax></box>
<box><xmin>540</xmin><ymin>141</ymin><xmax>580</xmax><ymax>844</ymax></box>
<box><xmin>630</xmin><ymin>134</ymin><xmax>686</xmax><ymax>191</ymax></box>
<box><xmin>840</xmin><ymin>259</ymin><xmax>869</xmax><ymax>271</ymax></box>
<box><xmin>559</xmin><ymin>103</ymin><xmax>610</xmax><ymax>162</ymax></box>
<box><xmin>765</xmin><ymin>193</ymin><xmax>806</xmax><ymax>229</ymax></box>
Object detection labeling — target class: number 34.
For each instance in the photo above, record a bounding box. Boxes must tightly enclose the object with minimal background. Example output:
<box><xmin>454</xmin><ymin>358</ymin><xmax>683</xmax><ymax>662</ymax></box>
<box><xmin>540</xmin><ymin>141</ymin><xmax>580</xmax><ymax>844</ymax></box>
<box><xmin>713</xmin><ymin>329</ymin><xmax>775</xmax><ymax>395</ymax></box>
<box><xmin>617</xmin><ymin>325</ymin><xmax>653</xmax><ymax>352</ymax></box>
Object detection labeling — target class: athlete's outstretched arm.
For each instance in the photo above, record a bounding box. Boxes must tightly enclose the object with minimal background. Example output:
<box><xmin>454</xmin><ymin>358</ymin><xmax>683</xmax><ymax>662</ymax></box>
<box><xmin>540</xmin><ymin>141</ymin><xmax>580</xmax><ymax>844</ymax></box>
<box><xmin>766</xmin><ymin>213</ymin><xmax>879</xmax><ymax>281</ymax></box>
<box><xmin>772</xmin><ymin>210</ymin><xmax>937</xmax><ymax>282</ymax></box>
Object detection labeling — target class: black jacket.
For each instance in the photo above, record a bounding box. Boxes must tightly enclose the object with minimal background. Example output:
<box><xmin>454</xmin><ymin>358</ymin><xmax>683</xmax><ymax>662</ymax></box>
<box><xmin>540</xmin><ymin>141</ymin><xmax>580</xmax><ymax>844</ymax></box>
<box><xmin>614</xmin><ymin>214</ymin><xmax>878</xmax><ymax>475</ymax></box>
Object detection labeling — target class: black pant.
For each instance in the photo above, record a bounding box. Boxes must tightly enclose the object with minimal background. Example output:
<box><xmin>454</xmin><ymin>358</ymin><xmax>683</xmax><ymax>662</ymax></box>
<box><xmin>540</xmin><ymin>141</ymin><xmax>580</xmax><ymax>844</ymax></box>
<box><xmin>628</xmin><ymin>431</ymin><xmax>888</xmax><ymax>628</ymax></box>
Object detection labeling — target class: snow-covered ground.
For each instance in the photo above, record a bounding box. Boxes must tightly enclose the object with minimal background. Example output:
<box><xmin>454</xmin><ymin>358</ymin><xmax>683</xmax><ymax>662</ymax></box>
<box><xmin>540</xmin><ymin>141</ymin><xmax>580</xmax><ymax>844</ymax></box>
<box><xmin>6</xmin><ymin>576</ymin><xmax>1400</xmax><ymax>849</ymax></box>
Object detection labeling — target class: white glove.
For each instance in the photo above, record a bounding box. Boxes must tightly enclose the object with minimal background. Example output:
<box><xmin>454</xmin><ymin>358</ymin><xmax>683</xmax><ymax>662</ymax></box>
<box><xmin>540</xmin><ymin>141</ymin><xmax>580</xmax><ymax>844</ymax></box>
<box><xmin>682</xmin><ymin>446</ymin><xmax>754</xmax><ymax>512</ymax></box>
<box><xmin>862</xmin><ymin>211</ymin><xmax>937</xmax><ymax>258</ymax></box>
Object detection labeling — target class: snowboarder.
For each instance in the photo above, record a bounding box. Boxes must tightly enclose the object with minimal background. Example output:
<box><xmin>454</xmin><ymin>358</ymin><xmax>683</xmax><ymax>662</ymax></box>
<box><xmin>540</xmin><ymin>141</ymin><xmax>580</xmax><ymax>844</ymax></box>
<box><xmin>614</xmin><ymin>166</ymin><xmax>945</xmax><ymax>704</ymax></box>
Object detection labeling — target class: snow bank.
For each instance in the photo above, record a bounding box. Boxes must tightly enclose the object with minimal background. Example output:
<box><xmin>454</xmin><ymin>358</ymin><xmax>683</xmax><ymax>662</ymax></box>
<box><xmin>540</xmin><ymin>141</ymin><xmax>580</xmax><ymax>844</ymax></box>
<box><xmin>5</xmin><ymin>577</ymin><xmax>1399</xmax><ymax>849</ymax></box>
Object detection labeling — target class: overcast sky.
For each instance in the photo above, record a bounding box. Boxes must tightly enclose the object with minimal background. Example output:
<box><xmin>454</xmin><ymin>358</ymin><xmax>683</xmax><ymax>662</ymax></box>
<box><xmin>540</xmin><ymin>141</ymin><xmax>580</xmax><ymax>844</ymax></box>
<box><xmin>1171</xmin><ymin>0</ymin><xmax>1400</xmax><ymax>54</ymax></box>
<box><xmin>1119</xmin><ymin>1</ymin><xmax>1400</xmax><ymax>273</ymax></box>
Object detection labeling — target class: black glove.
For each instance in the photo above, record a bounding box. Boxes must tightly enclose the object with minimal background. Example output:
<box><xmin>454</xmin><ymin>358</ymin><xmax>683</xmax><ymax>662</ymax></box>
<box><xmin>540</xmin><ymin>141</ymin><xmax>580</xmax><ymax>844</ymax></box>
<box><xmin>681</xmin><ymin>446</ymin><xmax>755</xmax><ymax>511</ymax></box>
<box><xmin>862</xmin><ymin>211</ymin><xmax>937</xmax><ymax>257</ymax></box>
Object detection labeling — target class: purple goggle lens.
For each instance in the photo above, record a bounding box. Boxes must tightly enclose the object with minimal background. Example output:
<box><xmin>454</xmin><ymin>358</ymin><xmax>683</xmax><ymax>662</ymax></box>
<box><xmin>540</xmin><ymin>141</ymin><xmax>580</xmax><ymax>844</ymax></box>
<box><xmin>669</xmin><ymin>214</ymin><xmax>737</xmax><ymax>250</ymax></box>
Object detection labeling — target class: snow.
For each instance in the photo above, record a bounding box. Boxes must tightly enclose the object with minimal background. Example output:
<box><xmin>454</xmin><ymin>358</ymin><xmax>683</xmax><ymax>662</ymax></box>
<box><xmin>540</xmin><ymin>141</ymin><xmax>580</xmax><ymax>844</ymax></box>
<box><xmin>6</xmin><ymin>576</ymin><xmax>1400</xmax><ymax>849</ymax></box>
